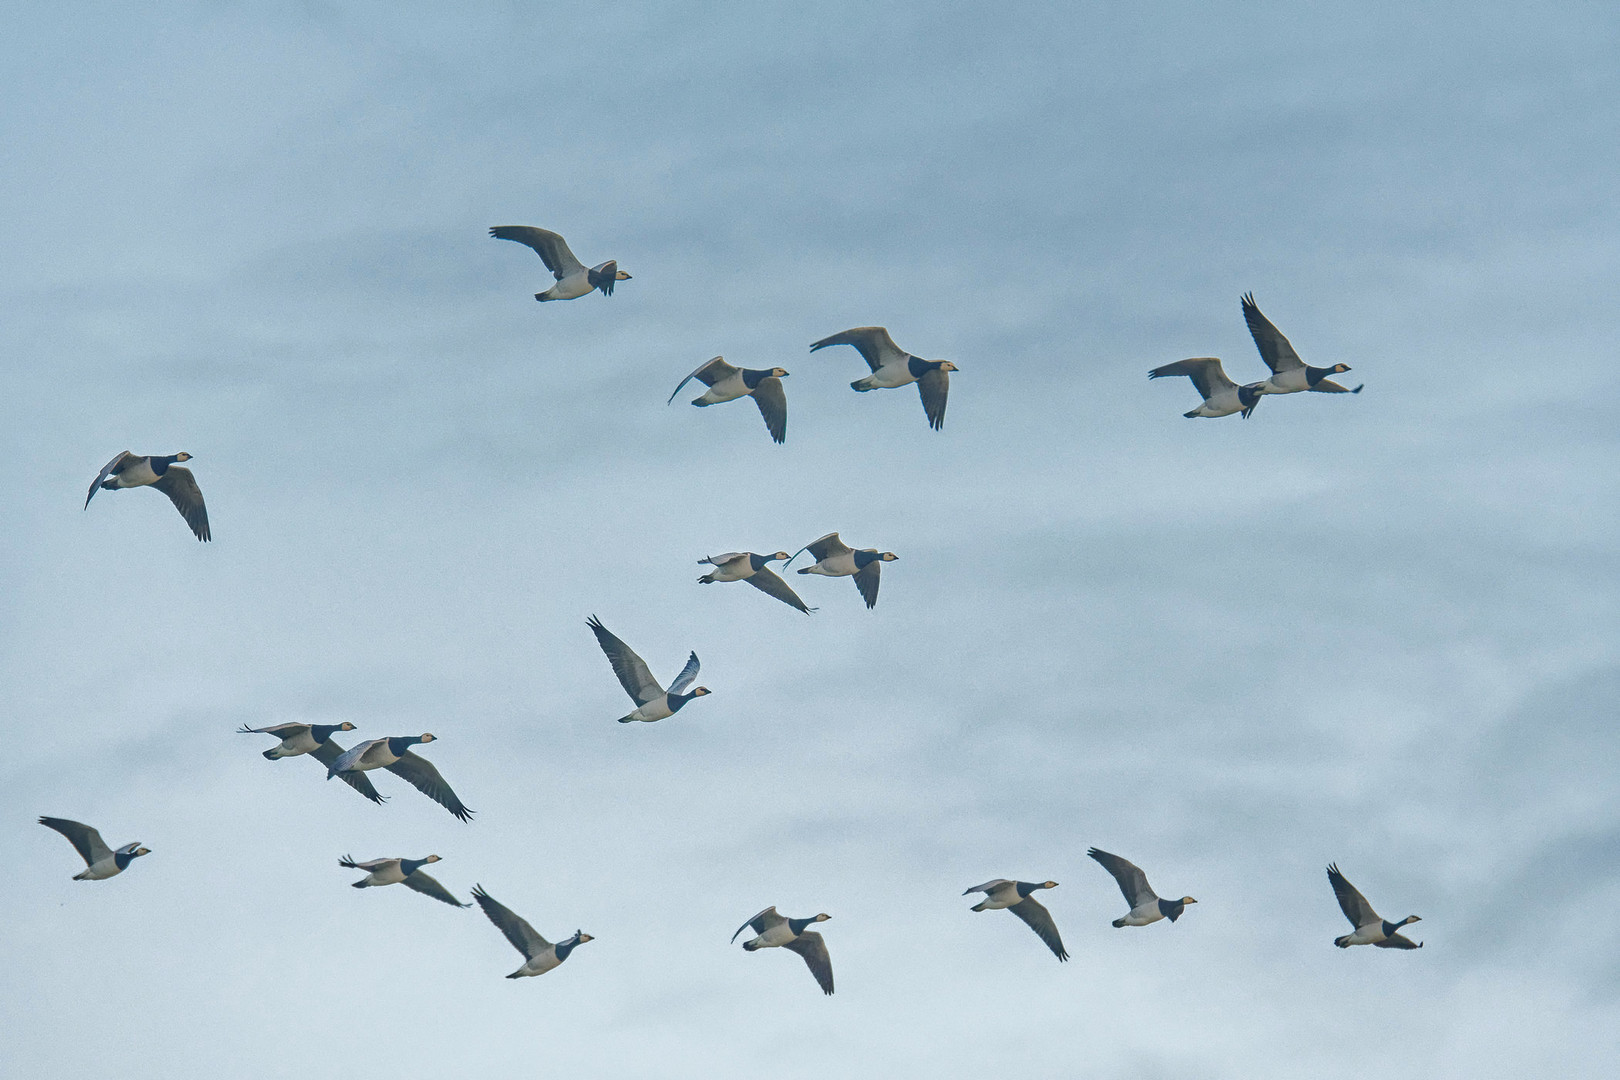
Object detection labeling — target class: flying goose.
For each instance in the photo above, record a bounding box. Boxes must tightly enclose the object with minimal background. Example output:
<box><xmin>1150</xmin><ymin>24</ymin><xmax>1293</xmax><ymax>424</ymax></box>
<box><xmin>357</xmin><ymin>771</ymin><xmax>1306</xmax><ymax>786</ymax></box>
<box><xmin>698</xmin><ymin>551</ymin><xmax>814</xmax><ymax>614</ymax></box>
<box><xmin>489</xmin><ymin>225</ymin><xmax>630</xmax><ymax>301</ymax></box>
<box><xmin>1242</xmin><ymin>294</ymin><xmax>1363</xmax><ymax>396</ymax></box>
<box><xmin>1148</xmin><ymin>359</ymin><xmax>1264</xmax><ymax>419</ymax></box>
<box><xmin>786</xmin><ymin>532</ymin><xmax>896</xmax><ymax>609</ymax></box>
<box><xmin>85</xmin><ymin>451</ymin><xmax>210</xmax><ymax>540</ymax></box>
<box><xmin>668</xmin><ymin>357</ymin><xmax>790</xmax><ymax>444</ymax></box>
<box><xmin>1327</xmin><ymin>863</ymin><xmax>1422</xmax><ymax>949</ymax></box>
<box><xmin>587</xmin><ymin>616</ymin><xmax>711</xmax><ymax>723</ymax></box>
<box><xmin>38</xmin><ymin>817</ymin><xmax>149</xmax><ymax>881</ymax></box>
<box><xmin>810</xmin><ymin>326</ymin><xmax>958</xmax><ymax>430</ymax></box>
<box><xmin>963</xmin><ymin>879</ymin><xmax>1067</xmax><ymax>961</ymax></box>
<box><xmin>338</xmin><ymin>854</ymin><xmax>468</xmax><ymax>908</ymax></box>
<box><xmin>471</xmin><ymin>885</ymin><xmax>593</xmax><ymax>978</ymax></box>
<box><xmin>238</xmin><ymin>722</ymin><xmax>386</xmax><ymax>805</ymax></box>
<box><xmin>1087</xmin><ymin>848</ymin><xmax>1197</xmax><ymax>927</ymax></box>
<box><xmin>732</xmin><ymin>906</ymin><xmax>834</xmax><ymax>995</ymax></box>
<box><xmin>326</xmin><ymin>735</ymin><xmax>474</xmax><ymax>822</ymax></box>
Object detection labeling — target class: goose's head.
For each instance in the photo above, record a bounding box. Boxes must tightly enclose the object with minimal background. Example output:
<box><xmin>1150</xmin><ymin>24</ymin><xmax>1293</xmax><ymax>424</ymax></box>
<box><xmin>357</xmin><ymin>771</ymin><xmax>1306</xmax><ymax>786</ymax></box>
<box><xmin>175</xmin><ymin>452</ymin><xmax>193</xmax><ymax>462</ymax></box>
<box><xmin>615</xmin><ymin>270</ymin><xmax>632</xmax><ymax>281</ymax></box>
<box><xmin>940</xmin><ymin>361</ymin><xmax>959</xmax><ymax>373</ymax></box>
<box><xmin>119</xmin><ymin>843</ymin><xmax>151</xmax><ymax>859</ymax></box>
<box><xmin>879</xmin><ymin>552</ymin><xmax>899</xmax><ymax>562</ymax></box>
<box><xmin>416</xmin><ymin>733</ymin><xmax>436</xmax><ymax>744</ymax></box>
<box><xmin>575</xmin><ymin>931</ymin><xmax>595</xmax><ymax>944</ymax></box>
<box><xmin>422</xmin><ymin>855</ymin><xmax>443</xmax><ymax>864</ymax></box>
<box><xmin>1038</xmin><ymin>881</ymin><xmax>1058</xmax><ymax>890</ymax></box>
<box><xmin>1179</xmin><ymin>896</ymin><xmax>1198</xmax><ymax>906</ymax></box>
<box><xmin>770</xmin><ymin>367</ymin><xmax>790</xmax><ymax>378</ymax></box>
<box><xmin>1400</xmin><ymin>914</ymin><xmax>1421</xmax><ymax>926</ymax></box>
<box><xmin>812</xmin><ymin>913</ymin><xmax>831</xmax><ymax>923</ymax></box>
<box><xmin>768</xmin><ymin>551</ymin><xmax>793</xmax><ymax>562</ymax></box>
<box><xmin>1331</xmin><ymin>363</ymin><xmax>1351</xmax><ymax>374</ymax></box>
<box><xmin>337</xmin><ymin>722</ymin><xmax>357</xmax><ymax>732</ymax></box>
<box><xmin>688</xmin><ymin>687</ymin><xmax>712</xmax><ymax>698</ymax></box>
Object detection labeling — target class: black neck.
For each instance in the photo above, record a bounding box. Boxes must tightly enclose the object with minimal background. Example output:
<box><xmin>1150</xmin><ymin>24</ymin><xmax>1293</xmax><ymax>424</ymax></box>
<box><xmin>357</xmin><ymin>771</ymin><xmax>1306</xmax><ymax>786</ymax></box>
<box><xmin>114</xmin><ymin>850</ymin><xmax>138</xmax><ymax>869</ymax></box>
<box><xmin>149</xmin><ymin>455</ymin><xmax>180</xmax><ymax>475</ymax></box>
<box><xmin>386</xmin><ymin>736</ymin><xmax>419</xmax><ymax>756</ymax></box>
<box><xmin>853</xmin><ymin>549</ymin><xmax>882</xmax><ymax>569</ymax></box>
<box><xmin>401</xmin><ymin>858</ymin><xmax>429</xmax><ymax>876</ymax></box>
<box><xmin>742</xmin><ymin>368</ymin><xmax>771</xmax><ymax>389</ymax></box>
<box><xmin>554</xmin><ymin>936</ymin><xmax>579</xmax><ymax>960</ymax></box>
<box><xmin>788</xmin><ymin>916</ymin><xmax>818</xmax><ymax>935</ymax></box>
<box><xmin>310</xmin><ymin>724</ymin><xmax>340</xmax><ymax>743</ymax></box>
<box><xmin>906</xmin><ymin>356</ymin><xmax>934</xmax><ymax>377</ymax></box>
<box><xmin>1305</xmin><ymin>365</ymin><xmax>1335</xmax><ymax>386</ymax></box>
<box><xmin>1016</xmin><ymin>882</ymin><xmax>1041</xmax><ymax>898</ymax></box>
<box><xmin>1159</xmin><ymin>898</ymin><xmax>1185</xmax><ymax>922</ymax></box>
<box><xmin>748</xmin><ymin>552</ymin><xmax>771</xmax><ymax>571</ymax></box>
<box><xmin>1239</xmin><ymin>385</ymin><xmax>1262</xmax><ymax>407</ymax></box>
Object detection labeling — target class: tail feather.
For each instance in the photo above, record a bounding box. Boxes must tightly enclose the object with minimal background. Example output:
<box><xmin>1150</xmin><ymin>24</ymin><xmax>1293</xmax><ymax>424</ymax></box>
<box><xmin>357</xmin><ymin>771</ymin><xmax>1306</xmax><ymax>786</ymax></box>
<box><xmin>262</xmin><ymin>748</ymin><xmax>278</xmax><ymax>760</ymax></box>
<box><xmin>1112</xmin><ymin>917</ymin><xmax>1127</xmax><ymax>928</ymax></box>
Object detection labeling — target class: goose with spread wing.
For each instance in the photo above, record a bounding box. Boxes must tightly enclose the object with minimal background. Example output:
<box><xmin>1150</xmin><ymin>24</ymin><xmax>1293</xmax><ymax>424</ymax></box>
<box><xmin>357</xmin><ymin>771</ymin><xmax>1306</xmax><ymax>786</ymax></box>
<box><xmin>85</xmin><ymin>451</ymin><xmax>210</xmax><ymax>540</ymax></box>
<box><xmin>668</xmin><ymin>357</ymin><xmax>790</xmax><ymax>444</ymax></box>
<box><xmin>338</xmin><ymin>854</ymin><xmax>468</xmax><ymax>908</ymax></box>
<box><xmin>471</xmin><ymin>885</ymin><xmax>593</xmax><ymax>978</ymax></box>
<box><xmin>786</xmin><ymin>532</ymin><xmax>896</xmax><ymax>609</ymax></box>
<box><xmin>326</xmin><ymin>735</ymin><xmax>474</xmax><ymax>822</ymax></box>
<box><xmin>1087</xmin><ymin>848</ymin><xmax>1197</xmax><ymax>927</ymax></box>
<box><xmin>810</xmin><ymin>326</ymin><xmax>957</xmax><ymax>430</ymax></box>
<box><xmin>698</xmin><ymin>551</ymin><xmax>814</xmax><ymax>614</ymax></box>
<box><xmin>238</xmin><ymin>721</ymin><xmax>385</xmax><ymax>805</ymax></box>
<box><xmin>38</xmin><ymin>817</ymin><xmax>149</xmax><ymax>881</ymax></box>
<box><xmin>963</xmin><ymin>879</ymin><xmax>1067</xmax><ymax>961</ymax></box>
<box><xmin>587</xmin><ymin>616</ymin><xmax>711</xmax><ymax>723</ymax></box>
<box><xmin>1148</xmin><ymin>358</ymin><xmax>1264</xmax><ymax>419</ymax></box>
<box><xmin>1243</xmin><ymin>293</ymin><xmax>1363</xmax><ymax>396</ymax></box>
<box><xmin>489</xmin><ymin>225</ymin><xmax>630</xmax><ymax>301</ymax></box>
<box><xmin>1327</xmin><ymin>863</ymin><xmax>1422</xmax><ymax>949</ymax></box>
<box><xmin>732</xmin><ymin>906</ymin><xmax>834</xmax><ymax>995</ymax></box>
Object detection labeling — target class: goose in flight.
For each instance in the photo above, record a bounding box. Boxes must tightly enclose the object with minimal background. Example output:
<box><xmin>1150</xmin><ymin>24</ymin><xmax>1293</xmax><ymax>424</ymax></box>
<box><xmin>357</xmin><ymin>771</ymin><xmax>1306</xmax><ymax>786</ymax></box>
<box><xmin>1148</xmin><ymin>358</ymin><xmax>1264</xmax><ymax>419</ymax></box>
<box><xmin>326</xmin><ymin>735</ymin><xmax>474</xmax><ymax>822</ymax></box>
<box><xmin>1327</xmin><ymin>864</ymin><xmax>1422</xmax><ymax>949</ymax></box>
<box><xmin>339</xmin><ymin>854</ymin><xmax>468</xmax><ymax>908</ymax></box>
<box><xmin>38</xmin><ymin>817</ymin><xmax>150</xmax><ymax>881</ymax></box>
<box><xmin>1242</xmin><ymin>294</ymin><xmax>1363</xmax><ymax>396</ymax></box>
<box><xmin>587</xmin><ymin>616</ymin><xmax>711</xmax><ymax>723</ymax></box>
<box><xmin>732</xmin><ymin>906</ymin><xmax>834</xmax><ymax>995</ymax></box>
<box><xmin>85</xmin><ymin>451</ymin><xmax>210</xmax><ymax>541</ymax></box>
<box><xmin>238</xmin><ymin>722</ymin><xmax>385</xmax><ymax>805</ymax></box>
<box><xmin>786</xmin><ymin>532</ymin><xmax>896</xmax><ymax>609</ymax></box>
<box><xmin>489</xmin><ymin>225</ymin><xmax>630</xmax><ymax>301</ymax></box>
<box><xmin>810</xmin><ymin>326</ymin><xmax>957</xmax><ymax>430</ymax></box>
<box><xmin>1087</xmin><ymin>848</ymin><xmax>1197</xmax><ymax>927</ymax></box>
<box><xmin>698</xmin><ymin>551</ymin><xmax>814</xmax><ymax>614</ymax></box>
<box><xmin>471</xmin><ymin>885</ymin><xmax>593</xmax><ymax>978</ymax></box>
<box><xmin>963</xmin><ymin>879</ymin><xmax>1067</xmax><ymax>961</ymax></box>
<box><xmin>668</xmin><ymin>357</ymin><xmax>790</xmax><ymax>444</ymax></box>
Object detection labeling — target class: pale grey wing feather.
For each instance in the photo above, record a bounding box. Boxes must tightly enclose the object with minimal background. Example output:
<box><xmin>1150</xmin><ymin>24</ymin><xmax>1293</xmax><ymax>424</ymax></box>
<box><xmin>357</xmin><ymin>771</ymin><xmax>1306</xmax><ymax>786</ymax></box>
<box><xmin>238</xmin><ymin>722</ymin><xmax>308</xmax><ymax>737</ymax></box>
<box><xmin>39</xmin><ymin>817</ymin><xmax>111</xmax><ymax>867</ymax></box>
<box><xmin>1088</xmin><ymin>848</ymin><xmax>1157</xmax><ymax>908</ymax></box>
<box><xmin>1375</xmin><ymin>933</ymin><xmax>1423</xmax><ymax>950</ymax></box>
<box><xmin>151</xmin><ymin>467</ymin><xmax>210</xmax><ymax>541</ymax></box>
<box><xmin>784</xmin><ymin>531</ymin><xmax>846</xmax><ymax>572</ymax></box>
<box><xmin>1148</xmin><ymin>358</ymin><xmax>1233</xmax><ymax>400</ymax></box>
<box><xmin>85</xmin><ymin>451</ymin><xmax>130</xmax><ymax>508</ymax></box>
<box><xmin>1010</xmin><ymin>896</ymin><xmax>1069</xmax><ymax>961</ymax></box>
<box><xmin>752</xmin><ymin>376</ymin><xmax>787</xmax><ymax>443</ymax></box>
<box><xmin>385</xmin><ymin>751</ymin><xmax>474</xmax><ymax>822</ymax></box>
<box><xmin>489</xmin><ymin>226</ymin><xmax>585</xmax><ymax>280</ymax></box>
<box><xmin>1242</xmin><ymin>293</ymin><xmax>1303</xmax><ymax>373</ymax></box>
<box><xmin>1310</xmin><ymin>379</ymin><xmax>1363</xmax><ymax>394</ymax></box>
<box><xmin>810</xmin><ymin>326</ymin><xmax>905</xmax><ymax>372</ymax></box>
<box><xmin>917</xmin><ymin>367</ymin><xmax>950</xmax><ymax>430</ymax></box>
<box><xmin>588</xmin><ymin>616</ymin><xmax>662</xmax><ymax>705</ymax></box>
<box><xmin>405</xmin><ymin>870</ymin><xmax>470</xmax><ymax>908</ymax></box>
<box><xmin>853</xmin><ymin>561</ymin><xmax>882</xmax><ymax>609</ymax></box>
<box><xmin>667</xmin><ymin>651</ymin><xmax>701</xmax><ymax>696</ymax></box>
<box><xmin>473</xmin><ymin>886</ymin><xmax>550</xmax><ymax>959</ymax></box>
<box><xmin>339</xmin><ymin>856</ymin><xmax>396</xmax><ymax>871</ymax></box>
<box><xmin>667</xmin><ymin>357</ymin><xmax>737</xmax><ymax>404</ymax></box>
<box><xmin>784</xmin><ymin>931</ymin><xmax>835</xmax><ymax>995</ymax></box>
<box><xmin>732</xmin><ymin>906</ymin><xmax>781</xmax><ymax>943</ymax></box>
<box><xmin>745</xmin><ymin>567</ymin><xmax>814</xmax><ymax>613</ymax></box>
<box><xmin>312</xmin><ymin>740</ymin><xmax>387</xmax><ymax>804</ymax></box>
<box><xmin>964</xmin><ymin>879</ymin><xmax>1012</xmax><ymax>895</ymax></box>
<box><xmin>1327</xmin><ymin>864</ymin><xmax>1381</xmax><ymax>929</ymax></box>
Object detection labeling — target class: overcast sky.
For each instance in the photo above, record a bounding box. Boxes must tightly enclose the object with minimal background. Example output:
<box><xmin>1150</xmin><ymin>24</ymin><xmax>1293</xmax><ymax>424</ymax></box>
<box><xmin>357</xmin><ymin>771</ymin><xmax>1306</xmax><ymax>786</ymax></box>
<box><xmin>3</xmin><ymin>3</ymin><xmax>1618</xmax><ymax>1077</ymax></box>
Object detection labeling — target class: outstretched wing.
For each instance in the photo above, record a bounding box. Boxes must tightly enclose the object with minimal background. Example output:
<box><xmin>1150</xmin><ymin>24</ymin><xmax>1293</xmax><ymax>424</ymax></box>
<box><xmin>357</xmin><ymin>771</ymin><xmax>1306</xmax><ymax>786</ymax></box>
<box><xmin>1009</xmin><ymin>896</ymin><xmax>1069</xmax><ymax>961</ymax></box>
<box><xmin>810</xmin><ymin>326</ymin><xmax>906</xmax><ymax>373</ymax></box>
<box><xmin>667</xmin><ymin>357</ymin><xmax>737</xmax><ymax>404</ymax></box>
<box><xmin>405</xmin><ymin>870</ymin><xmax>470</xmax><ymax>908</ymax></box>
<box><xmin>1241</xmin><ymin>293</ymin><xmax>1303</xmax><ymax>374</ymax></box>
<box><xmin>917</xmin><ymin>368</ymin><xmax>950</xmax><ymax>430</ymax></box>
<box><xmin>1087</xmin><ymin>848</ymin><xmax>1157</xmax><ymax>909</ymax></box>
<box><xmin>732</xmin><ymin>906</ymin><xmax>780</xmax><ymax>943</ymax></box>
<box><xmin>751</xmin><ymin>375</ymin><xmax>788</xmax><ymax>443</ymax></box>
<box><xmin>386</xmin><ymin>752</ymin><xmax>474</xmax><ymax>822</ymax></box>
<box><xmin>784</xmin><ymin>931</ymin><xmax>835</xmax><ymax>995</ymax></box>
<box><xmin>1327</xmin><ymin>864</ymin><xmax>1380</xmax><ymax>930</ymax></box>
<box><xmin>311</xmin><ymin>741</ymin><xmax>387</xmax><ymax>804</ymax></box>
<box><xmin>588</xmin><ymin>616</ymin><xmax>663</xmax><ymax>705</ymax></box>
<box><xmin>853</xmin><ymin>561</ymin><xmax>882</xmax><ymax>609</ymax></box>
<box><xmin>805</xmin><ymin>533</ymin><xmax>851</xmax><ymax>562</ymax></box>
<box><xmin>39</xmin><ymin>817</ymin><xmax>112</xmax><ymax>868</ymax></box>
<box><xmin>472</xmin><ymin>885</ymin><xmax>550</xmax><ymax>959</ymax></box>
<box><xmin>1148</xmin><ymin>358</ymin><xmax>1234</xmax><ymax>400</ymax></box>
<box><xmin>338</xmin><ymin>855</ymin><xmax>395</xmax><ymax>871</ymax></box>
<box><xmin>1310</xmin><ymin>379</ymin><xmax>1363</xmax><ymax>394</ymax></box>
<box><xmin>238</xmin><ymin>722</ymin><xmax>307</xmax><ymax>737</ymax></box>
<box><xmin>151</xmin><ymin>467</ymin><xmax>210</xmax><ymax>541</ymax></box>
<box><xmin>489</xmin><ymin>226</ymin><xmax>586</xmax><ymax>280</ymax></box>
<box><xmin>745</xmin><ymin>567</ymin><xmax>814</xmax><ymax>614</ymax></box>
<box><xmin>85</xmin><ymin>451</ymin><xmax>130</xmax><ymax>508</ymax></box>
<box><xmin>1375</xmin><ymin>933</ymin><xmax>1423</xmax><ymax>950</ymax></box>
<box><xmin>666</xmin><ymin>651</ymin><xmax>701</xmax><ymax>696</ymax></box>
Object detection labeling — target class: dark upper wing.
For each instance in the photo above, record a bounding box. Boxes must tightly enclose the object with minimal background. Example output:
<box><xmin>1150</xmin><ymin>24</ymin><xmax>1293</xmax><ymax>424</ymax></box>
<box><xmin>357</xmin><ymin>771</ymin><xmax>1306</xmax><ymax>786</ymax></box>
<box><xmin>1310</xmin><ymin>379</ymin><xmax>1363</xmax><ymax>394</ymax></box>
<box><xmin>472</xmin><ymin>885</ymin><xmax>549</xmax><ymax>959</ymax></box>
<box><xmin>588</xmin><ymin>616</ymin><xmax>662</xmax><ymax>705</ymax></box>
<box><xmin>732</xmin><ymin>906</ymin><xmax>780</xmax><ymax>942</ymax></box>
<box><xmin>39</xmin><ymin>816</ymin><xmax>111</xmax><ymax>867</ymax></box>
<box><xmin>805</xmin><ymin>533</ymin><xmax>850</xmax><ymax>562</ymax></box>
<box><xmin>1009</xmin><ymin>896</ymin><xmax>1069</xmax><ymax>961</ymax></box>
<box><xmin>916</xmin><ymin>368</ymin><xmax>950</xmax><ymax>430</ymax></box>
<box><xmin>238</xmin><ymin>722</ymin><xmax>308</xmax><ymax>737</ymax></box>
<box><xmin>386</xmin><ymin>752</ymin><xmax>474</xmax><ymax>822</ymax></box>
<box><xmin>751</xmin><ymin>376</ymin><xmax>787</xmax><ymax>443</ymax></box>
<box><xmin>666</xmin><ymin>651</ymin><xmax>701</xmax><ymax>696</ymax></box>
<box><xmin>489</xmin><ymin>226</ymin><xmax>585</xmax><ymax>280</ymax></box>
<box><xmin>667</xmin><ymin>357</ymin><xmax>738</xmax><ymax>404</ymax></box>
<box><xmin>1087</xmin><ymin>848</ymin><xmax>1157</xmax><ymax>908</ymax></box>
<box><xmin>1241</xmin><ymin>293</ymin><xmax>1303</xmax><ymax>374</ymax></box>
<box><xmin>1327</xmin><ymin>864</ymin><xmax>1379</xmax><ymax>929</ymax></box>
<box><xmin>151</xmin><ymin>467</ymin><xmax>210</xmax><ymax>541</ymax></box>
<box><xmin>311</xmin><ymin>741</ymin><xmax>387</xmax><ymax>804</ymax></box>
<box><xmin>1374</xmin><ymin>933</ymin><xmax>1423</xmax><ymax>950</ymax></box>
<box><xmin>1148</xmin><ymin>358</ymin><xmax>1233</xmax><ymax>400</ymax></box>
<box><xmin>745</xmin><ymin>567</ymin><xmax>814</xmax><ymax>614</ymax></box>
<box><xmin>85</xmin><ymin>451</ymin><xmax>131</xmax><ymax>508</ymax></box>
<box><xmin>809</xmin><ymin>326</ymin><xmax>905</xmax><ymax>372</ymax></box>
<box><xmin>405</xmin><ymin>870</ymin><xmax>470</xmax><ymax>908</ymax></box>
<box><xmin>784</xmin><ymin>932</ymin><xmax>835</xmax><ymax>995</ymax></box>
<box><xmin>853</xmin><ymin>561</ymin><xmax>882</xmax><ymax>609</ymax></box>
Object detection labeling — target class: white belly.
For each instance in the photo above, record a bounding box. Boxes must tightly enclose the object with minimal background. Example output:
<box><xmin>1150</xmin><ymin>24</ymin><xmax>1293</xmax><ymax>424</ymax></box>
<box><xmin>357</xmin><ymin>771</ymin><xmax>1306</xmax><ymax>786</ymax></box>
<box><xmin>699</xmin><ymin>372</ymin><xmax>751</xmax><ymax>404</ymax></box>
<box><xmin>628</xmin><ymin>697</ymin><xmax>674</xmax><ymax>722</ymax></box>
<box><xmin>753</xmin><ymin>923</ymin><xmax>796</xmax><ymax>948</ymax></box>
<box><xmin>1259</xmin><ymin>369</ymin><xmax>1308</xmax><ymax>394</ymax></box>
<box><xmin>114</xmin><ymin>460</ymin><xmax>160</xmax><ymax>487</ymax></box>
<box><xmin>367</xmin><ymin>863</ymin><xmax>407</xmax><ymax>887</ymax></box>
<box><xmin>979</xmin><ymin>885</ymin><xmax>1021</xmax><ymax>910</ymax></box>
<box><xmin>76</xmin><ymin>859</ymin><xmax>124</xmax><ymax>881</ymax></box>
<box><xmin>519</xmin><ymin>949</ymin><xmax>562</xmax><ymax>976</ymax></box>
<box><xmin>864</xmin><ymin>363</ymin><xmax>917</xmax><ymax>389</ymax></box>
<box><xmin>1121</xmin><ymin>903</ymin><xmax>1164</xmax><ymax>926</ymax></box>
<box><xmin>543</xmin><ymin>272</ymin><xmax>595</xmax><ymax>300</ymax></box>
<box><xmin>1194</xmin><ymin>391</ymin><xmax>1244</xmax><ymax>417</ymax></box>
<box><xmin>706</xmin><ymin>557</ymin><xmax>754</xmax><ymax>581</ymax></box>
<box><xmin>807</xmin><ymin>554</ymin><xmax>857</xmax><ymax>577</ymax></box>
